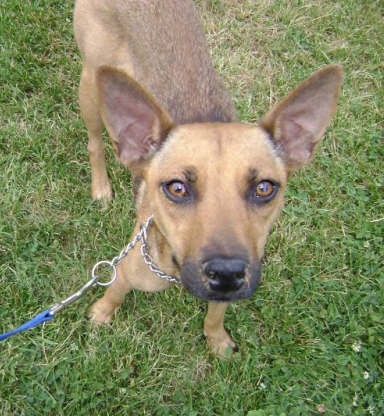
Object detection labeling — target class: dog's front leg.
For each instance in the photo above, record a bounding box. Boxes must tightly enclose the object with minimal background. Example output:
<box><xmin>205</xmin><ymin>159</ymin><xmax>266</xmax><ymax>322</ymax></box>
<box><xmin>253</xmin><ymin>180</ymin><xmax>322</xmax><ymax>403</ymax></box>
<box><xmin>204</xmin><ymin>302</ymin><xmax>237</xmax><ymax>357</ymax></box>
<box><xmin>88</xmin><ymin>267</ymin><xmax>131</xmax><ymax>324</ymax></box>
<box><xmin>88</xmin><ymin>239</ymin><xmax>171</xmax><ymax>324</ymax></box>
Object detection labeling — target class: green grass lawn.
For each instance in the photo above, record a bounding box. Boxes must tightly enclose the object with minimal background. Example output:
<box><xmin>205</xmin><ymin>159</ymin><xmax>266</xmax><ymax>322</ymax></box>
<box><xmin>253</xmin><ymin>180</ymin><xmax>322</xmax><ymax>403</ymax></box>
<box><xmin>0</xmin><ymin>0</ymin><xmax>383</xmax><ymax>414</ymax></box>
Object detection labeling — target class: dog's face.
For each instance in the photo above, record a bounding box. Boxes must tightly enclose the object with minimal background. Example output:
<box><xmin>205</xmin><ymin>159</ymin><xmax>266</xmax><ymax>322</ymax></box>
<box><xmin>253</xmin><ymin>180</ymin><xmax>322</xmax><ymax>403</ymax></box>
<box><xmin>143</xmin><ymin>123</ymin><xmax>287</xmax><ymax>300</ymax></box>
<box><xmin>97</xmin><ymin>65</ymin><xmax>342</xmax><ymax>301</ymax></box>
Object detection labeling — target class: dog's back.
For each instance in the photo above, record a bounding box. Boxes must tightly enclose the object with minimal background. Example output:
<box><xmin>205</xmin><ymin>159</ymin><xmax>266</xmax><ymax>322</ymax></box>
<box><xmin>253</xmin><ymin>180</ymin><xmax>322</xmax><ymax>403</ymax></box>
<box><xmin>74</xmin><ymin>0</ymin><xmax>235</xmax><ymax>124</ymax></box>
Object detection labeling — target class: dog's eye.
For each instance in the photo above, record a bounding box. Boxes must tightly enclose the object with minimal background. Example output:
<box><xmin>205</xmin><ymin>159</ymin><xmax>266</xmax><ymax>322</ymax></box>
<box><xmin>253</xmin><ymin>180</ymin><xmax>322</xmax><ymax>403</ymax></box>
<box><xmin>248</xmin><ymin>180</ymin><xmax>278</xmax><ymax>204</ymax></box>
<box><xmin>162</xmin><ymin>180</ymin><xmax>192</xmax><ymax>203</ymax></box>
<box><xmin>256</xmin><ymin>181</ymin><xmax>274</xmax><ymax>197</ymax></box>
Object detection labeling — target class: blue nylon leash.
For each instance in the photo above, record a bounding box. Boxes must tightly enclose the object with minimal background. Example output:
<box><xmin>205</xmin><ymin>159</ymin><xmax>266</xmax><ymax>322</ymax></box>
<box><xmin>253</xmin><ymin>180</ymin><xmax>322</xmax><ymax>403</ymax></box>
<box><xmin>0</xmin><ymin>258</ymin><xmax>118</xmax><ymax>342</ymax></box>
<box><xmin>0</xmin><ymin>309</ymin><xmax>54</xmax><ymax>341</ymax></box>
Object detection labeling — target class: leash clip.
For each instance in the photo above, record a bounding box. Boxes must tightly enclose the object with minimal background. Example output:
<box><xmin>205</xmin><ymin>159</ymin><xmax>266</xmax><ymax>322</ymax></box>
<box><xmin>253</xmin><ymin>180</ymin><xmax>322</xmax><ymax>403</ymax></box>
<box><xmin>50</xmin><ymin>275</ymin><xmax>99</xmax><ymax>314</ymax></box>
<box><xmin>50</xmin><ymin>260</ymin><xmax>118</xmax><ymax>314</ymax></box>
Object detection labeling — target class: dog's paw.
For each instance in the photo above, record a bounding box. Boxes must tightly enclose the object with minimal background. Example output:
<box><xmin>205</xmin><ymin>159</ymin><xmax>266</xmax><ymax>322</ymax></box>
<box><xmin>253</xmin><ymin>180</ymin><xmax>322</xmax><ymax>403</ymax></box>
<box><xmin>92</xmin><ymin>182</ymin><xmax>113</xmax><ymax>206</ymax></box>
<box><xmin>87</xmin><ymin>298</ymin><xmax>117</xmax><ymax>324</ymax></box>
<box><xmin>206</xmin><ymin>332</ymin><xmax>238</xmax><ymax>358</ymax></box>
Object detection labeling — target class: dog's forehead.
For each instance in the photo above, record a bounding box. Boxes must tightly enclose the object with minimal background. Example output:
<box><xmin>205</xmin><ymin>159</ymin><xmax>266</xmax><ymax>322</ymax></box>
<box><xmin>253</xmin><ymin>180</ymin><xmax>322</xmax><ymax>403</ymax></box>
<box><xmin>151</xmin><ymin>123</ymin><xmax>286</xmax><ymax>180</ymax></box>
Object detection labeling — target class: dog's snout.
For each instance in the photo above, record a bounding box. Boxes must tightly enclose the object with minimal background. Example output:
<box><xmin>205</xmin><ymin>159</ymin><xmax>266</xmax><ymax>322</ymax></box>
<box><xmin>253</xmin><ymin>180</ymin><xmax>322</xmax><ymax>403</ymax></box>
<box><xmin>203</xmin><ymin>257</ymin><xmax>246</xmax><ymax>292</ymax></box>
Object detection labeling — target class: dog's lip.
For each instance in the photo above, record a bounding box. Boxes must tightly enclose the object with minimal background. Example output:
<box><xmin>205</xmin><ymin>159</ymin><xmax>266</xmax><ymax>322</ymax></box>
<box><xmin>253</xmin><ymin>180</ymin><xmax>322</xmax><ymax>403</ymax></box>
<box><xmin>183</xmin><ymin>282</ymin><xmax>258</xmax><ymax>301</ymax></box>
<box><xmin>171</xmin><ymin>254</ymin><xmax>181</xmax><ymax>269</ymax></box>
<box><xmin>202</xmin><ymin>292</ymin><xmax>253</xmax><ymax>301</ymax></box>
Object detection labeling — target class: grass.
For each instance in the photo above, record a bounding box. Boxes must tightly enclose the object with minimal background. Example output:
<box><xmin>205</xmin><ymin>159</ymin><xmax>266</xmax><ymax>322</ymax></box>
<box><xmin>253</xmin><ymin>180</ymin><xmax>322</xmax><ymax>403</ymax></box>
<box><xmin>0</xmin><ymin>0</ymin><xmax>383</xmax><ymax>414</ymax></box>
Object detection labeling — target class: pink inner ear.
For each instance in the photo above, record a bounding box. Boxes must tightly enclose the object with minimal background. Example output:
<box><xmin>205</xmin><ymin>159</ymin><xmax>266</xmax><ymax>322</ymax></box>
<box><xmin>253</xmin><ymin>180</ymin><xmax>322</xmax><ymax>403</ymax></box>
<box><xmin>104</xmin><ymin>83</ymin><xmax>158</xmax><ymax>163</ymax></box>
<box><xmin>262</xmin><ymin>66</ymin><xmax>343</xmax><ymax>172</ymax></box>
<box><xmin>278</xmin><ymin>116</ymin><xmax>315</xmax><ymax>169</ymax></box>
<box><xmin>118</xmin><ymin>123</ymin><xmax>159</xmax><ymax>166</ymax></box>
<box><xmin>284</xmin><ymin>91</ymin><xmax>335</xmax><ymax>137</ymax></box>
<box><xmin>99</xmin><ymin>68</ymin><xmax>171</xmax><ymax>167</ymax></box>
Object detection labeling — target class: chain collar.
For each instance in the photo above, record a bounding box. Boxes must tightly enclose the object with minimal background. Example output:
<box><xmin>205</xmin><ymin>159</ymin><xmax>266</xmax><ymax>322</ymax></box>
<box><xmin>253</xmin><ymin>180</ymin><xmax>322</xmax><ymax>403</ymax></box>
<box><xmin>95</xmin><ymin>216</ymin><xmax>181</xmax><ymax>285</ymax></box>
<box><xmin>136</xmin><ymin>217</ymin><xmax>181</xmax><ymax>284</ymax></box>
<box><xmin>49</xmin><ymin>217</ymin><xmax>179</xmax><ymax>315</ymax></box>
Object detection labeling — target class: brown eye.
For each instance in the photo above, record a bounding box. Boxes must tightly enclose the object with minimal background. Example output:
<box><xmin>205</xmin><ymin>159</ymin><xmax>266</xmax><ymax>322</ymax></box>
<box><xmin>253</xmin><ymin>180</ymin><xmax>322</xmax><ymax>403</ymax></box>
<box><xmin>256</xmin><ymin>181</ymin><xmax>274</xmax><ymax>198</ymax></box>
<box><xmin>168</xmin><ymin>181</ymin><xmax>187</xmax><ymax>197</ymax></box>
<box><xmin>248</xmin><ymin>180</ymin><xmax>278</xmax><ymax>204</ymax></box>
<box><xmin>162</xmin><ymin>180</ymin><xmax>193</xmax><ymax>203</ymax></box>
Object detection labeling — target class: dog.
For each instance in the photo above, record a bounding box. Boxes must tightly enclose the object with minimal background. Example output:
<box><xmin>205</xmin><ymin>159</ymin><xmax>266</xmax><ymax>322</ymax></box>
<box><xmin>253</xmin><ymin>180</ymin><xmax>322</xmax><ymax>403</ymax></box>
<box><xmin>74</xmin><ymin>0</ymin><xmax>342</xmax><ymax>357</ymax></box>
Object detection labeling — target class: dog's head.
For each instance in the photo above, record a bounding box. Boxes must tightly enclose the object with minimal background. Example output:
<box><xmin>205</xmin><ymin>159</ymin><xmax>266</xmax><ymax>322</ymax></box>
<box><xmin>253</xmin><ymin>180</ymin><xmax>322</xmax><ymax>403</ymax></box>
<box><xmin>97</xmin><ymin>65</ymin><xmax>342</xmax><ymax>301</ymax></box>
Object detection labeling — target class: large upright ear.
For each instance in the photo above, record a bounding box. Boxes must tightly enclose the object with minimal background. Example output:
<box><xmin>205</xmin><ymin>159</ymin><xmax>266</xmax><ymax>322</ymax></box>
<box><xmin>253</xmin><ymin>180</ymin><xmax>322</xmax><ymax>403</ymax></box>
<box><xmin>97</xmin><ymin>66</ymin><xmax>173</xmax><ymax>167</ymax></box>
<box><xmin>260</xmin><ymin>65</ymin><xmax>343</xmax><ymax>174</ymax></box>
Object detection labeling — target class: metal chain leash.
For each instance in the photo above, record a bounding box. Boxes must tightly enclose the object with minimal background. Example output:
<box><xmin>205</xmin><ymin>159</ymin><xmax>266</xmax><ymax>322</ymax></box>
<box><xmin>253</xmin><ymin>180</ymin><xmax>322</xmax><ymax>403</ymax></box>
<box><xmin>50</xmin><ymin>216</ymin><xmax>180</xmax><ymax>314</ymax></box>
<box><xmin>0</xmin><ymin>215</ymin><xmax>180</xmax><ymax>341</ymax></box>
<box><xmin>105</xmin><ymin>215</ymin><xmax>180</xmax><ymax>284</ymax></box>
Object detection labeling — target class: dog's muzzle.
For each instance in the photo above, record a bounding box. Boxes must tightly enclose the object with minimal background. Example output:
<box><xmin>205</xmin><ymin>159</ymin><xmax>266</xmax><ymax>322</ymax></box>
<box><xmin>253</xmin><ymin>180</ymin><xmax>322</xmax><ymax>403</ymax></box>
<box><xmin>181</xmin><ymin>256</ymin><xmax>261</xmax><ymax>301</ymax></box>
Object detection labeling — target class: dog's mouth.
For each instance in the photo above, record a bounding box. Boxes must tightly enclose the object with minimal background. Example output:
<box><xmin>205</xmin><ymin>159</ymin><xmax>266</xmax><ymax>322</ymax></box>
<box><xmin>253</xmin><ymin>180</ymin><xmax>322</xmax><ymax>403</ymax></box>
<box><xmin>180</xmin><ymin>257</ymin><xmax>261</xmax><ymax>301</ymax></box>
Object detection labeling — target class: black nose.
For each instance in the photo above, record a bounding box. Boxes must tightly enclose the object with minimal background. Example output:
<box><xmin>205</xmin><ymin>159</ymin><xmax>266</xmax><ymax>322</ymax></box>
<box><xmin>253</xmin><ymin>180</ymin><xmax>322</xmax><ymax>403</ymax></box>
<box><xmin>203</xmin><ymin>257</ymin><xmax>246</xmax><ymax>293</ymax></box>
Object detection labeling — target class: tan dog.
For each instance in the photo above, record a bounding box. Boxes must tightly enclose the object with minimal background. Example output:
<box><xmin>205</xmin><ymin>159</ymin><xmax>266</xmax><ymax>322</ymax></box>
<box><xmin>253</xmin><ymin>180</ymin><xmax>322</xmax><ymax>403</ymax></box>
<box><xmin>74</xmin><ymin>0</ymin><xmax>342</xmax><ymax>356</ymax></box>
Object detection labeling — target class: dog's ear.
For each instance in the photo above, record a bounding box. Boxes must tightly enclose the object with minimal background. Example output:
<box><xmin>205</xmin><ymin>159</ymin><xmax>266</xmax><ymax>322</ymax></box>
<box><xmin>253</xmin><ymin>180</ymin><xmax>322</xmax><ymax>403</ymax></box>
<box><xmin>97</xmin><ymin>66</ymin><xmax>173</xmax><ymax>167</ymax></box>
<box><xmin>260</xmin><ymin>65</ymin><xmax>343</xmax><ymax>174</ymax></box>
